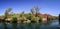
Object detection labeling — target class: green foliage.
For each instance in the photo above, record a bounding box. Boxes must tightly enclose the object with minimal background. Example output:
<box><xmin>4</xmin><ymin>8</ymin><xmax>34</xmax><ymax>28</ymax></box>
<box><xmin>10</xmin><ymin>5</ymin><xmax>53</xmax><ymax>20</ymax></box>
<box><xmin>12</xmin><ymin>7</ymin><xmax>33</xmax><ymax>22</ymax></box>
<box><xmin>38</xmin><ymin>16</ymin><xmax>42</xmax><ymax>20</ymax></box>
<box><xmin>31</xmin><ymin>8</ymin><xmax>35</xmax><ymax>14</ymax></box>
<box><xmin>30</xmin><ymin>6</ymin><xmax>40</xmax><ymax>17</ymax></box>
<box><xmin>20</xmin><ymin>11</ymin><xmax>27</xmax><ymax>20</ymax></box>
<box><xmin>34</xmin><ymin>17</ymin><xmax>39</xmax><ymax>21</ymax></box>
<box><xmin>1</xmin><ymin>8</ymin><xmax>12</xmax><ymax>29</ymax></box>
<box><xmin>8</xmin><ymin>14</ymin><xmax>20</xmax><ymax>19</ymax></box>
<box><xmin>20</xmin><ymin>11</ymin><xmax>25</xmax><ymax>17</ymax></box>
<box><xmin>34</xmin><ymin>6</ymin><xmax>40</xmax><ymax>17</ymax></box>
<box><xmin>23</xmin><ymin>14</ymin><xmax>30</xmax><ymax>19</ymax></box>
<box><xmin>30</xmin><ymin>15</ymin><xmax>35</xmax><ymax>21</ymax></box>
<box><xmin>0</xmin><ymin>16</ymin><xmax>4</xmax><ymax>19</ymax></box>
<box><xmin>22</xmin><ymin>16</ymin><xmax>27</xmax><ymax>20</ymax></box>
<box><xmin>6</xmin><ymin>8</ymin><xmax>12</xmax><ymax>12</ymax></box>
<box><xmin>0</xmin><ymin>6</ymin><xmax>58</xmax><ymax>23</ymax></box>
<box><xmin>4</xmin><ymin>8</ymin><xmax>12</xmax><ymax>18</ymax></box>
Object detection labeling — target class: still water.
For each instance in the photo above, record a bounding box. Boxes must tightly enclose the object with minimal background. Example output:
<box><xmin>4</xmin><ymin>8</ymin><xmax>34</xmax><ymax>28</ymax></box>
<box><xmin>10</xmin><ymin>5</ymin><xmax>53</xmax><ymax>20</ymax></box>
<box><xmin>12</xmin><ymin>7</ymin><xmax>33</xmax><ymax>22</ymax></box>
<box><xmin>0</xmin><ymin>20</ymin><xmax>59</xmax><ymax>29</ymax></box>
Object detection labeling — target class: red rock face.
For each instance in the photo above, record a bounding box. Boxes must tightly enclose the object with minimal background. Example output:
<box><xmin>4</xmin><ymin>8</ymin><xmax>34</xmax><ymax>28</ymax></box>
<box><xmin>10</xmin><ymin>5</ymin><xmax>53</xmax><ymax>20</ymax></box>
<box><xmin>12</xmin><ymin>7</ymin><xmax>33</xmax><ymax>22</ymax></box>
<box><xmin>42</xmin><ymin>18</ymin><xmax>47</xmax><ymax>22</ymax></box>
<box><xmin>32</xmin><ymin>14</ymin><xmax>57</xmax><ymax>21</ymax></box>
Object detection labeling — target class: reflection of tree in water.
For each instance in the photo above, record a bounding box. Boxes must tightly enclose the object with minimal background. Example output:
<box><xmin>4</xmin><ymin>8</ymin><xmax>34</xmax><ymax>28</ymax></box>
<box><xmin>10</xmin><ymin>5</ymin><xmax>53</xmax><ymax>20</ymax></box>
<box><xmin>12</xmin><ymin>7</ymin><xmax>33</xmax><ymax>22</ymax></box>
<box><xmin>2</xmin><ymin>18</ymin><xmax>7</xmax><ymax>29</ymax></box>
<box><xmin>2</xmin><ymin>8</ymin><xmax>12</xmax><ymax>29</ymax></box>
<box><xmin>20</xmin><ymin>23</ymin><xmax>27</xmax><ymax>29</ymax></box>
<box><xmin>19</xmin><ymin>23</ymin><xmax>42</xmax><ymax>29</ymax></box>
<box><xmin>27</xmin><ymin>23</ymin><xmax>41</xmax><ymax>29</ymax></box>
<box><xmin>35</xmin><ymin>23</ymin><xmax>40</xmax><ymax>29</ymax></box>
<box><xmin>19</xmin><ymin>23</ymin><xmax>34</xmax><ymax>29</ymax></box>
<box><xmin>27</xmin><ymin>23</ymin><xmax>35</xmax><ymax>29</ymax></box>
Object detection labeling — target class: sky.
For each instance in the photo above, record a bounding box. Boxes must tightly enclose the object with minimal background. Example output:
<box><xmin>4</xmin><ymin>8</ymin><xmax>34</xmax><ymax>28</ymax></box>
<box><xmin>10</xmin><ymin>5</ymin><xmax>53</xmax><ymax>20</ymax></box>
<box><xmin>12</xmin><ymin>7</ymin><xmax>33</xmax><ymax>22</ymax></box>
<box><xmin>0</xmin><ymin>0</ymin><xmax>60</xmax><ymax>16</ymax></box>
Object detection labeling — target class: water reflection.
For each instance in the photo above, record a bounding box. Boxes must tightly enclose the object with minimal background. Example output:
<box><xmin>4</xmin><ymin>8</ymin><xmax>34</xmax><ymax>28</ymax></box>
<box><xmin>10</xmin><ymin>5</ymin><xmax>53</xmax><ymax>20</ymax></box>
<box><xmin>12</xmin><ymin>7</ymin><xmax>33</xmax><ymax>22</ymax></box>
<box><xmin>12</xmin><ymin>17</ymin><xmax>17</xmax><ymax>29</ymax></box>
<box><xmin>0</xmin><ymin>20</ymin><xmax>59</xmax><ymax>29</ymax></box>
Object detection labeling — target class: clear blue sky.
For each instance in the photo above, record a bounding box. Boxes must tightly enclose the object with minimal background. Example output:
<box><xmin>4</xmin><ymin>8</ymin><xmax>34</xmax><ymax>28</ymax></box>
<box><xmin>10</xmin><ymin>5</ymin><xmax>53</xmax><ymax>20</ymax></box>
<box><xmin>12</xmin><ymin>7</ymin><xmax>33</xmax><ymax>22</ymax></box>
<box><xmin>0</xmin><ymin>0</ymin><xmax>60</xmax><ymax>16</ymax></box>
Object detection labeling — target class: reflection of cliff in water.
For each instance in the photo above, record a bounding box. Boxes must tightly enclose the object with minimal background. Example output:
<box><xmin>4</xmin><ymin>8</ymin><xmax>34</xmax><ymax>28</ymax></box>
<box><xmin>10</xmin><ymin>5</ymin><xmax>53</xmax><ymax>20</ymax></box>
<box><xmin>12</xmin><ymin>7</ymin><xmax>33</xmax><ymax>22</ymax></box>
<box><xmin>0</xmin><ymin>19</ymin><xmax>58</xmax><ymax>29</ymax></box>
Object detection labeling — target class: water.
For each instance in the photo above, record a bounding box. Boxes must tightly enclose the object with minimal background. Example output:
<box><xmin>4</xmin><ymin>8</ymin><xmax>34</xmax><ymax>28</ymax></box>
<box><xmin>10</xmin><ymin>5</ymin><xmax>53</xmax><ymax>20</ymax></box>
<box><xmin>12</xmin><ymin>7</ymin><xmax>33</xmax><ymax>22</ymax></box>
<box><xmin>0</xmin><ymin>20</ymin><xmax>59</xmax><ymax>29</ymax></box>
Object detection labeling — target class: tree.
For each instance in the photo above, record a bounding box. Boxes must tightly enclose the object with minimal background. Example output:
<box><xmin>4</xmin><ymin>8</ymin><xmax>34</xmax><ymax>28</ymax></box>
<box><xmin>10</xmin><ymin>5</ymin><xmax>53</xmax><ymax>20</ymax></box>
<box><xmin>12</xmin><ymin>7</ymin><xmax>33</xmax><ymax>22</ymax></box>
<box><xmin>38</xmin><ymin>16</ymin><xmax>42</xmax><ymax>22</ymax></box>
<box><xmin>20</xmin><ymin>11</ymin><xmax>25</xmax><ymax>17</ymax></box>
<box><xmin>19</xmin><ymin>11</ymin><xmax>27</xmax><ymax>22</ymax></box>
<box><xmin>2</xmin><ymin>8</ymin><xmax>12</xmax><ymax>29</ymax></box>
<box><xmin>4</xmin><ymin>8</ymin><xmax>12</xmax><ymax>18</ymax></box>
<box><xmin>31</xmin><ymin>6</ymin><xmax>40</xmax><ymax>17</ymax></box>
<box><xmin>21</xmin><ymin>11</ymin><xmax>27</xmax><ymax>20</ymax></box>
<box><xmin>21</xmin><ymin>11</ymin><xmax>24</xmax><ymax>14</ymax></box>
<box><xmin>34</xmin><ymin>6</ymin><xmax>40</xmax><ymax>17</ymax></box>
<box><xmin>31</xmin><ymin>8</ymin><xmax>35</xmax><ymax>14</ymax></box>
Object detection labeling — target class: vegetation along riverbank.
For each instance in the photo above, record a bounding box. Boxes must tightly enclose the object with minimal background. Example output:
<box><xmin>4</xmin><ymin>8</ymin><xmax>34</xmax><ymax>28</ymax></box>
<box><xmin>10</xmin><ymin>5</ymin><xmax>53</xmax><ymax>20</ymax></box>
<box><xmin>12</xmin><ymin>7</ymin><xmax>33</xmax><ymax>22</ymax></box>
<box><xmin>0</xmin><ymin>6</ymin><xmax>58</xmax><ymax>24</ymax></box>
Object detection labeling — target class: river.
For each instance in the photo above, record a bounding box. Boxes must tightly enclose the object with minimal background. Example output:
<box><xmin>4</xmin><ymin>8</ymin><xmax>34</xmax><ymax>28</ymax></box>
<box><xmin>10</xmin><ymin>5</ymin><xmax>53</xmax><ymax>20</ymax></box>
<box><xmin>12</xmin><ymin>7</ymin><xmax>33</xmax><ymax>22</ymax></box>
<box><xmin>0</xmin><ymin>20</ymin><xmax>59</xmax><ymax>29</ymax></box>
